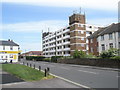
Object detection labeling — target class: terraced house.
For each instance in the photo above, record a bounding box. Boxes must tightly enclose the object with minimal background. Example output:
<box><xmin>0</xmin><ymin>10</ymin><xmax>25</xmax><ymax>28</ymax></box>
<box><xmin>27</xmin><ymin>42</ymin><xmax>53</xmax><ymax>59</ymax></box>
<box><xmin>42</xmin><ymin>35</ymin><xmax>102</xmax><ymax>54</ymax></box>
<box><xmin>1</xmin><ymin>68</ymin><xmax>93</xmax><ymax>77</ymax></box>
<box><xmin>0</xmin><ymin>39</ymin><xmax>20</xmax><ymax>63</ymax></box>
<box><xmin>88</xmin><ymin>23</ymin><xmax>120</xmax><ymax>56</ymax></box>
<box><xmin>42</xmin><ymin>12</ymin><xmax>100</xmax><ymax>57</ymax></box>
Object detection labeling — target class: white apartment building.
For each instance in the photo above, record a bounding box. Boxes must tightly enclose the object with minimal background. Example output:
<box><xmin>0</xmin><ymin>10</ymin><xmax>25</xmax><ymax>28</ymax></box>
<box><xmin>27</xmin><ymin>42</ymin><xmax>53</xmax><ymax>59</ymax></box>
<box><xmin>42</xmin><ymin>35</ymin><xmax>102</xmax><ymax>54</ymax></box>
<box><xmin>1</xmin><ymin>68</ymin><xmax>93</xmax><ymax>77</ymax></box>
<box><xmin>0</xmin><ymin>40</ymin><xmax>20</xmax><ymax>63</ymax></box>
<box><xmin>42</xmin><ymin>13</ymin><xmax>100</xmax><ymax>57</ymax></box>
<box><xmin>97</xmin><ymin>23</ymin><xmax>120</xmax><ymax>53</ymax></box>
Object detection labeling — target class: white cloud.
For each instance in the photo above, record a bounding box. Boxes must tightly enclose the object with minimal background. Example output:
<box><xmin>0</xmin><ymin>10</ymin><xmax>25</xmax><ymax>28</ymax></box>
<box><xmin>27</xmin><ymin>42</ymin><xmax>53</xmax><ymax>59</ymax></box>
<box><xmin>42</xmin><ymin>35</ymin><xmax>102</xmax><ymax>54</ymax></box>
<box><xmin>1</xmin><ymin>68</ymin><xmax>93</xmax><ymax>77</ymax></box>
<box><xmin>2</xmin><ymin>17</ymin><xmax>117</xmax><ymax>34</ymax></box>
<box><xmin>2</xmin><ymin>20</ymin><xmax>68</xmax><ymax>33</ymax></box>
<box><xmin>2</xmin><ymin>0</ymin><xmax>119</xmax><ymax>11</ymax></box>
<box><xmin>87</xmin><ymin>17</ymin><xmax>118</xmax><ymax>26</ymax></box>
<box><xmin>20</xmin><ymin>42</ymin><xmax>42</xmax><ymax>52</ymax></box>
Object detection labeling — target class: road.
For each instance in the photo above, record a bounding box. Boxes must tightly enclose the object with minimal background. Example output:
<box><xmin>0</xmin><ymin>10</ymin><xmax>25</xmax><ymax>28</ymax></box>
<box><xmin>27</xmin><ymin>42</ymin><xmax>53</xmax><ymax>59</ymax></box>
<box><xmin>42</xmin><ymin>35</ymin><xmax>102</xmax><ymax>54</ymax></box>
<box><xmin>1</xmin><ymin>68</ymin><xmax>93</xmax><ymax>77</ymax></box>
<box><xmin>20</xmin><ymin>60</ymin><xmax>119</xmax><ymax>88</ymax></box>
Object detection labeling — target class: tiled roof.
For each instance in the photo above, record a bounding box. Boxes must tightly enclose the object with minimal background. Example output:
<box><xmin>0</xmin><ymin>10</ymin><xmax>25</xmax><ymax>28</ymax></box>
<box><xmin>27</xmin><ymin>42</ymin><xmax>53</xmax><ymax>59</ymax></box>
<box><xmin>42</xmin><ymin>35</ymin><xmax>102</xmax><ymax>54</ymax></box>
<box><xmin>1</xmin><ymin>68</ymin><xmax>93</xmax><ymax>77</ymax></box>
<box><xmin>87</xmin><ymin>23</ymin><xmax>120</xmax><ymax>39</ymax></box>
<box><xmin>0</xmin><ymin>40</ymin><xmax>19</xmax><ymax>46</ymax></box>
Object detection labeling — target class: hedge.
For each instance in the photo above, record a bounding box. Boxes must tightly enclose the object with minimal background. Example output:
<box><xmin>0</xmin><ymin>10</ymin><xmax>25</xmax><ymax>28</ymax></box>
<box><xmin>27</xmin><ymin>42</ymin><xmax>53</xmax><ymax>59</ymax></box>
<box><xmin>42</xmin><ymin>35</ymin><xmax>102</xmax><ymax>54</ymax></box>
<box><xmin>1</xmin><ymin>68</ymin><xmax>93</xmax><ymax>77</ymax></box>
<box><xmin>26</xmin><ymin>56</ymin><xmax>45</xmax><ymax>61</ymax></box>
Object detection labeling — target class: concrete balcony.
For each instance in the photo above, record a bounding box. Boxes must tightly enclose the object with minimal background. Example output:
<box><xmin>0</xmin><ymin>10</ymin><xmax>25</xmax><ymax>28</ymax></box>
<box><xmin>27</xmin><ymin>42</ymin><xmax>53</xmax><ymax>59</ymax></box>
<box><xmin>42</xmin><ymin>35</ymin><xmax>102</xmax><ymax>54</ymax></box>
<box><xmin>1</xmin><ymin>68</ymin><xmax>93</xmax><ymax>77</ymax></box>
<box><xmin>63</xmin><ymin>48</ymin><xmax>70</xmax><ymax>51</ymax></box>
<box><xmin>63</xmin><ymin>41</ymin><xmax>70</xmax><ymax>45</ymax></box>
<box><xmin>63</xmin><ymin>29</ymin><xmax>69</xmax><ymax>34</ymax></box>
<box><xmin>63</xmin><ymin>35</ymin><xmax>70</xmax><ymax>39</ymax></box>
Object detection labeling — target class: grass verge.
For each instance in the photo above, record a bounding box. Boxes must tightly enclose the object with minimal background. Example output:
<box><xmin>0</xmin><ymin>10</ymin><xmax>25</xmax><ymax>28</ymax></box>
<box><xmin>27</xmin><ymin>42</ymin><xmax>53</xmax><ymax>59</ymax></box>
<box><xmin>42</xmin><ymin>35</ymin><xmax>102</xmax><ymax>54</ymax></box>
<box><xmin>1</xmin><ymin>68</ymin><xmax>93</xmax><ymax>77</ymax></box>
<box><xmin>2</xmin><ymin>64</ymin><xmax>54</xmax><ymax>81</ymax></box>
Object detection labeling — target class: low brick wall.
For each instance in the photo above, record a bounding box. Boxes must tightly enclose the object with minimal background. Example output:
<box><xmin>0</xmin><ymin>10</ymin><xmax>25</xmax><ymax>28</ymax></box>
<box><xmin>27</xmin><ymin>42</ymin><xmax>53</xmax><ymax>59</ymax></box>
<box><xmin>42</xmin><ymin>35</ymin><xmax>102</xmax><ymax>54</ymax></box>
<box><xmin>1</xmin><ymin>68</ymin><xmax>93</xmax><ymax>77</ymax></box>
<box><xmin>57</xmin><ymin>58</ymin><xmax>120</xmax><ymax>68</ymax></box>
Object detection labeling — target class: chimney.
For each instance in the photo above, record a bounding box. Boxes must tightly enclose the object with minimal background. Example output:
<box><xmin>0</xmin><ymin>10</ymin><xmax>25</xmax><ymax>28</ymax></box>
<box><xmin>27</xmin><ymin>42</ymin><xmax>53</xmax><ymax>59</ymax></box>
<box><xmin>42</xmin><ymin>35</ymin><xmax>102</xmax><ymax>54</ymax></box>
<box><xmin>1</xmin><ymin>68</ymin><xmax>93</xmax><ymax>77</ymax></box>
<box><xmin>8</xmin><ymin>39</ymin><xmax>10</xmax><ymax>41</ymax></box>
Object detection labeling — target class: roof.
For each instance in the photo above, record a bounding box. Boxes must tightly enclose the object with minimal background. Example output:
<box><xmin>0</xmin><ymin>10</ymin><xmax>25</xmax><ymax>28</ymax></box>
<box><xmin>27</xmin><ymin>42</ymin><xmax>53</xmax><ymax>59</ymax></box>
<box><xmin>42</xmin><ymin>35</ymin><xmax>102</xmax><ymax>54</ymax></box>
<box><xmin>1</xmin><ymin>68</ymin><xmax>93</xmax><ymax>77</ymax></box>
<box><xmin>21</xmin><ymin>51</ymin><xmax>43</xmax><ymax>56</ymax></box>
<box><xmin>98</xmin><ymin>23</ymin><xmax>120</xmax><ymax>36</ymax></box>
<box><xmin>0</xmin><ymin>40</ymin><xmax>19</xmax><ymax>46</ymax></box>
<box><xmin>29</xmin><ymin>51</ymin><xmax>43</xmax><ymax>55</ymax></box>
<box><xmin>87</xmin><ymin>28</ymin><xmax>105</xmax><ymax>39</ymax></box>
<box><xmin>87</xmin><ymin>23</ymin><xmax>120</xmax><ymax>39</ymax></box>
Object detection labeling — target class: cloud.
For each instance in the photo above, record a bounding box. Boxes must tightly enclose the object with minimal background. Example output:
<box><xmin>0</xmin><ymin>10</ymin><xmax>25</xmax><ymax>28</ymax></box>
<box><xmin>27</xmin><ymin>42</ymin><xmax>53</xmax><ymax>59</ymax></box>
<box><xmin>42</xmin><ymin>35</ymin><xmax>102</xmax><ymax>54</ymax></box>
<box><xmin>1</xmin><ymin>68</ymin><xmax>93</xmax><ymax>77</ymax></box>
<box><xmin>87</xmin><ymin>17</ymin><xmax>118</xmax><ymax>26</ymax></box>
<box><xmin>20</xmin><ymin>42</ymin><xmax>42</xmax><ymax>52</ymax></box>
<box><xmin>2</xmin><ymin>20</ymin><xmax>68</xmax><ymax>33</ymax></box>
<box><xmin>2</xmin><ymin>17</ymin><xmax>117</xmax><ymax>33</ymax></box>
<box><xmin>2</xmin><ymin>0</ymin><xmax>119</xmax><ymax>11</ymax></box>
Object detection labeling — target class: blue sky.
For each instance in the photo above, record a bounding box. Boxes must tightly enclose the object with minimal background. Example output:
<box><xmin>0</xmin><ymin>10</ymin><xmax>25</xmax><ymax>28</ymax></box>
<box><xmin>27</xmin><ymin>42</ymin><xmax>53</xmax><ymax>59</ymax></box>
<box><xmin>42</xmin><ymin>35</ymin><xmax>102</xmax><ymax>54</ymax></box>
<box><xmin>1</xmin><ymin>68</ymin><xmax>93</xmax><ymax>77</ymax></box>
<box><xmin>1</xmin><ymin>0</ymin><xmax>119</xmax><ymax>53</ymax></box>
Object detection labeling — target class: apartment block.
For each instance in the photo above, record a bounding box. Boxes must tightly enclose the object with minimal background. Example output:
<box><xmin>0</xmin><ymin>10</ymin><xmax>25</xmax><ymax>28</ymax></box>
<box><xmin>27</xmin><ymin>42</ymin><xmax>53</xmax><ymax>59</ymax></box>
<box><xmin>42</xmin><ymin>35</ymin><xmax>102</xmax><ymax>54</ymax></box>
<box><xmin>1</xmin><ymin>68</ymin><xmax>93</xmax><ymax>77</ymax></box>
<box><xmin>88</xmin><ymin>23</ymin><xmax>120</xmax><ymax>55</ymax></box>
<box><xmin>42</xmin><ymin>13</ymin><xmax>100</xmax><ymax>57</ymax></box>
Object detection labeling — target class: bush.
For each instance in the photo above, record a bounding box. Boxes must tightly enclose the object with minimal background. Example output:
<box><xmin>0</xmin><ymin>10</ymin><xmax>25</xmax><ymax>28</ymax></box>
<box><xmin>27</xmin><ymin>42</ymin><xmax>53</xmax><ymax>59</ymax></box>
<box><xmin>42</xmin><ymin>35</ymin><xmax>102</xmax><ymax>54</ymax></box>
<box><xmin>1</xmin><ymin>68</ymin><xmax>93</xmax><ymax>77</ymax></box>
<box><xmin>73</xmin><ymin>50</ymin><xmax>86</xmax><ymax>58</ymax></box>
<box><xmin>51</xmin><ymin>56</ymin><xmax>63</xmax><ymax>63</ymax></box>
<box><xmin>43</xmin><ymin>58</ymin><xmax>51</xmax><ymax>62</ymax></box>
<box><xmin>26</xmin><ymin>56</ymin><xmax>45</xmax><ymax>61</ymax></box>
<box><xmin>86</xmin><ymin>53</ymin><xmax>96</xmax><ymax>58</ymax></box>
<box><xmin>110</xmin><ymin>56</ymin><xmax>120</xmax><ymax>60</ymax></box>
<box><xmin>100</xmin><ymin>48</ymin><xmax>119</xmax><ymax>58</ymax></box>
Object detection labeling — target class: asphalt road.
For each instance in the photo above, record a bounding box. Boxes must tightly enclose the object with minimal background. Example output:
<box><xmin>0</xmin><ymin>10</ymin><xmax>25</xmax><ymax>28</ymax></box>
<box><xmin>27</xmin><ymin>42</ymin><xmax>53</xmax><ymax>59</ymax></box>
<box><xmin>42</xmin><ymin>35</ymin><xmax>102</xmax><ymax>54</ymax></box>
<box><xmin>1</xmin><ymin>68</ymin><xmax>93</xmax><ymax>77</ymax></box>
<box><xmin>20</xmin><ymin>60</ymin><xmax>119</xmax><ymax>88</ymax></box>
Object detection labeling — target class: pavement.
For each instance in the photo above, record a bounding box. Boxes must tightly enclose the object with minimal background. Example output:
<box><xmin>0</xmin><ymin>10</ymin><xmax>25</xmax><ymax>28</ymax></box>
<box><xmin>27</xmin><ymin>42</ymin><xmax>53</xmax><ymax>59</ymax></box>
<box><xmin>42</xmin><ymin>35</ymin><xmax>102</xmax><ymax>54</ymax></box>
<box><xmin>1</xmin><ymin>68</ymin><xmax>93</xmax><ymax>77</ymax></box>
<box><xmin>19</xmin><ymin>60</ymin><xmax>119</xmax><ymax>88</ymax></box>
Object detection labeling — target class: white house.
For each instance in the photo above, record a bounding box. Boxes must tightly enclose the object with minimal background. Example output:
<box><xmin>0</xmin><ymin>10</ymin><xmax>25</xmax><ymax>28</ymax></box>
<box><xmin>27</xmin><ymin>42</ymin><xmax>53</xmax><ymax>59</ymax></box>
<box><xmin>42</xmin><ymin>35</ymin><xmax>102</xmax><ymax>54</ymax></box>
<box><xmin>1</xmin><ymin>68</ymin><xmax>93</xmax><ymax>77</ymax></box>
<box><xmin>0</xmin><ymin>40</ymin><xmax>20</xmax><ymax>63</ymax></box>
<box><xmin>97</xmin><ymin>23</ymin><xmax>120</xmax><ymax>54</ymax></box>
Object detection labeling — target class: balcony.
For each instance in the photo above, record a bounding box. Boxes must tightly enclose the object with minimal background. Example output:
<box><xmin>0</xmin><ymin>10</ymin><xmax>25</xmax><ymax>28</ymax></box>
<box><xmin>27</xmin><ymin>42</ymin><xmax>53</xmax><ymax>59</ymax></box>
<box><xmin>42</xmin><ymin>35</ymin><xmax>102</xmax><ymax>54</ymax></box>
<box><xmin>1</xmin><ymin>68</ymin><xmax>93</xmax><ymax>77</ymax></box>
<box><xmin>63</xmin><ymin>29</ymin><xmax>70</xmax><ymax>34</ymax></box>
<box><xmin>63</xmin><ymin>35</ymin><xmax>70</xmax><ymax>39</ymax></box>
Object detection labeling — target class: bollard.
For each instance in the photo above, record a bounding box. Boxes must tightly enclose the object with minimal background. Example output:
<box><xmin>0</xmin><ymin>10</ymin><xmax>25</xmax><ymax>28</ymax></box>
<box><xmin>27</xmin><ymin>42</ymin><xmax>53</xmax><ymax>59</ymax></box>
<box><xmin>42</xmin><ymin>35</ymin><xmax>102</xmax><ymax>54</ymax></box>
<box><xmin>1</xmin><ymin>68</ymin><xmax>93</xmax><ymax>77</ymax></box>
<box><xmin>44</xmin><ymin>69</ymin><xmax>47</xmax><ymax>77</ymax></box>
<box><xmin>30</xmin><ymin>64</ymin><xmax>31</xmax><ymax>67</ymax></box>
<box><xmin>27</xmin><ymin>63</ymin><xmax>28</xmax><ymax>66</ymax></box>
<box><xmin>23</xmin><ymin>62</ymin><xmax>24</xmax><ymax>65</ymax></box>
<box><xmin>47</xmin><ymin>67</ymin><xmax>50</xmax><ymax>75</ymax></box>
<box><xmin>34</xmin><ymin>64</ymin><xmax>35</xmax><ymax>69</ymax></box>
<box><xmin>39</xmin><ymin>66</ymin><xmax>41</xmax><ymax>71</ymax></box>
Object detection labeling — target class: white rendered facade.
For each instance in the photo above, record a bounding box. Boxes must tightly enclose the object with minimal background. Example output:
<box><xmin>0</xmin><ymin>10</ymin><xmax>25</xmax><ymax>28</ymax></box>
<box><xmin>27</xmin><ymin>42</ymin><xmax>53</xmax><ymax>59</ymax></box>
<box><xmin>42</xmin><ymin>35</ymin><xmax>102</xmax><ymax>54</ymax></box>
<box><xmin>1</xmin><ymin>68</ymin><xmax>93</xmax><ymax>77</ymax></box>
<box><xmin>43</xmin><ymin>24</ymin><xmax>100</xmax><ymax>57</ymax></box>
<box><xmin>0</xmin><ymin>41</ymin><xmax>20</xmax><ymax>63</ymax></box>
<box><xmin>98</xmin><ymin>32</ymin><xmax>120</xmax><ymax>54</ymax></box>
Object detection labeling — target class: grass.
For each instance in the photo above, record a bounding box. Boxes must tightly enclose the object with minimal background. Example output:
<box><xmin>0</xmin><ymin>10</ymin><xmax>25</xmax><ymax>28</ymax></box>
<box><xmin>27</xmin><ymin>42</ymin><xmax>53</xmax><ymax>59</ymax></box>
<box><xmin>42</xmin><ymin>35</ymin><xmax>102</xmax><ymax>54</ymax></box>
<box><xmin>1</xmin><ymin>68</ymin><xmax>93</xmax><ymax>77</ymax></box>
<box><xmin>2</xmin><ymin>64</ymin><xmax>54</xmax><ymax>81</ymax></box>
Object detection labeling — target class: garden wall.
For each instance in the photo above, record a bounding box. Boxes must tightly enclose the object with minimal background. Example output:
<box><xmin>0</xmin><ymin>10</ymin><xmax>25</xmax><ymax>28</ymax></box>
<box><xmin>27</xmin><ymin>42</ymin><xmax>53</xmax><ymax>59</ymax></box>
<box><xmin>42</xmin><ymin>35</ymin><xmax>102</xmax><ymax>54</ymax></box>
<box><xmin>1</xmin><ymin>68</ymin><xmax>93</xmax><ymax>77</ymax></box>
<box><xmin>57</xmin><ymin>58</ymin><xmax>120</xmax><ymax>68</ymax></box>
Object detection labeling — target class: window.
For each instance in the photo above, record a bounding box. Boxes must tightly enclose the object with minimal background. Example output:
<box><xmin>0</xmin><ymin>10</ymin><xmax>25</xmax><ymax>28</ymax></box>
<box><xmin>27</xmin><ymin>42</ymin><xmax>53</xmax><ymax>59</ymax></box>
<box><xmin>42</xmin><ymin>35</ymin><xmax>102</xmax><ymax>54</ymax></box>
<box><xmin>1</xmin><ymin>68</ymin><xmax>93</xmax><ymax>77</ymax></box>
<box><xmin>1</xmin><ymin>56</ymin><xmax>3</xmax><ymax>58</ymax></box>
<box><xmin>91</xmin><ymin>47</ymin><xmax>93</xmax><ymax>52</ymax></box>
<box><xmin>109</xmin><ymin>43</ymin><xmax>113</xmax><ymax>48</ymax></box>
<box><xmin>101</xmin><ymin>35</ymin><xmax>104</xmax><ymax>41</ymax></box>
<box><xmin>91</xmin><ymin>39</ymin><xmax>93</xmax><ymax>43</ymax></box>
<box><xmin>109</xmin><ymin>33</ymin><xmax>113</xmax><ymax>40</ymax></box>
<box><xmin>78</xmin><ymin>31</ymin><xmax>81</xmax><ymax>33</ymax></box>
<box><xmin>97</xmin><ymin>47</ymin><xmax>99</xmax><ymax>52</ymax></box>
<box><xmin>119</xmin><ymin>42</ymin><xmax>120</xmax><ymax>49</ymax></box>
<box><xmin>101</xmin><ymin>44</ymin><xmax>105</xmax><ymax>51</ymax></box>
<box><xmin>10</xmin><ymin>55</ymin><xmax>13</xmax><ymax>58</ymax></box>
<box><xmin>81</xmin><ymin>31</ymin><xmax>84</xmax><ymax>34</ymax></box>
<box><xmin>81</xmin><ymin>44</ymin><xmax>84</xmax><ymax>47</ymax></box>
<box><xmin>118</xmin><ymin>32</ymin><xmax>120</xmax><ymax>38</ymax></box>
<box><xmin>10</xmin><ymin>46</ymin><xmax>13</xmax><ymax>50</ymax></box>
<box><xmin>81</xmin><ymin>38</ymin><xmax>84</xmax><ymax>41</ymax></box>
<box><xmin>3</xmin><ymin>46</ymin><xmax>5</xmax><ymax>50</ymax></box>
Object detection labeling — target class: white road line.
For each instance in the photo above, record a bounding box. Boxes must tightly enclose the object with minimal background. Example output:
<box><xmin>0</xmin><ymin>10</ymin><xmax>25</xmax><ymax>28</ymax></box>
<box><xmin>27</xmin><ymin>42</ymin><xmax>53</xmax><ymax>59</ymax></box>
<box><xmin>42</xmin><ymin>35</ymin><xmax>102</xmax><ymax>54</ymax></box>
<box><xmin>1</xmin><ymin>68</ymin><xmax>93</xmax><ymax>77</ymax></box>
<box><xmin>60</xmin><ymin>67</ymin><xmax>70</xmax><ymax>70</ymax></box>
<box><xmin>35</xmin><ymin>68</ymin><xmax>90</xmax><ymax>88</ymax></box>
<box><xmin>78</xmin><ymin>70</ymin><xmax>98</xmax><ymax>74</ymax></box>
<box><xmin>2</xmin><ymin>82</ymin><xmax>26</xmax><ymax>86</ymax></box>
<box><xmin>116</xmin><ymin>76</ymin><xmax>120</xmax><ymax>77</ymax></box>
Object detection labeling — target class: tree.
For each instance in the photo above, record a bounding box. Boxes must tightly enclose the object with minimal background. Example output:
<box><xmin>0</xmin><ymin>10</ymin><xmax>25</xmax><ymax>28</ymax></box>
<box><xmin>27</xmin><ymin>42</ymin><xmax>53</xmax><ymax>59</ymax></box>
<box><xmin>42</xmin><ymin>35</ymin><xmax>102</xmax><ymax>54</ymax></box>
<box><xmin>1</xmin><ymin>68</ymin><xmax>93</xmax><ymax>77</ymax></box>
<box><xmin>73</xmin><ymin>50</ymin><xmax>86</xmax><ymax>58</ymax></box>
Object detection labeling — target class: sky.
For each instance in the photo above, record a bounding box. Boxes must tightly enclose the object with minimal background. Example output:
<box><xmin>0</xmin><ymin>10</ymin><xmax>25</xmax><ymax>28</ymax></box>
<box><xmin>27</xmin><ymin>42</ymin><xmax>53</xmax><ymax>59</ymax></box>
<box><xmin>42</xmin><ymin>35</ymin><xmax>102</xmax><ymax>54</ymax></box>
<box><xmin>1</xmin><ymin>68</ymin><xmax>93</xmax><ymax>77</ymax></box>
<box><xmin>1</xmin><ymin>0</ymin><xmax>119</xmax><ymax>53</ymax></box>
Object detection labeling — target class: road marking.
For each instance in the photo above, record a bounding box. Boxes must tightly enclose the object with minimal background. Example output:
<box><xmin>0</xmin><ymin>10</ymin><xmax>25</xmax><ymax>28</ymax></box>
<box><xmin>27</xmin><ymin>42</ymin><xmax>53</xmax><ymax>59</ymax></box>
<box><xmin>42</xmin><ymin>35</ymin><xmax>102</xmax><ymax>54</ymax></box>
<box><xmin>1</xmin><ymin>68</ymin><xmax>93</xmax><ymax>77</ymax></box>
<box><xmin>35</xmin><ymin>68</ymin><xmax>90</xmax><ymax>88</ymax></box>
<box><xmin>116</xmin><ymin>76</ymin><xmax>120</xmax><ymax>77</ymax></box>
<box><xmin>2</xmin><ymin>82</ymin><xmax>26</xmax><ymax>86</ymax></box>
<box><xmin>60</xmin><ymin>67</ymin><xmax>70</xmax><ymax>70</ymax></box>
<box><xmin>78</xmin><ymin>70</ymin><xmax>98</xmax><ymax>74</ymax></box>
